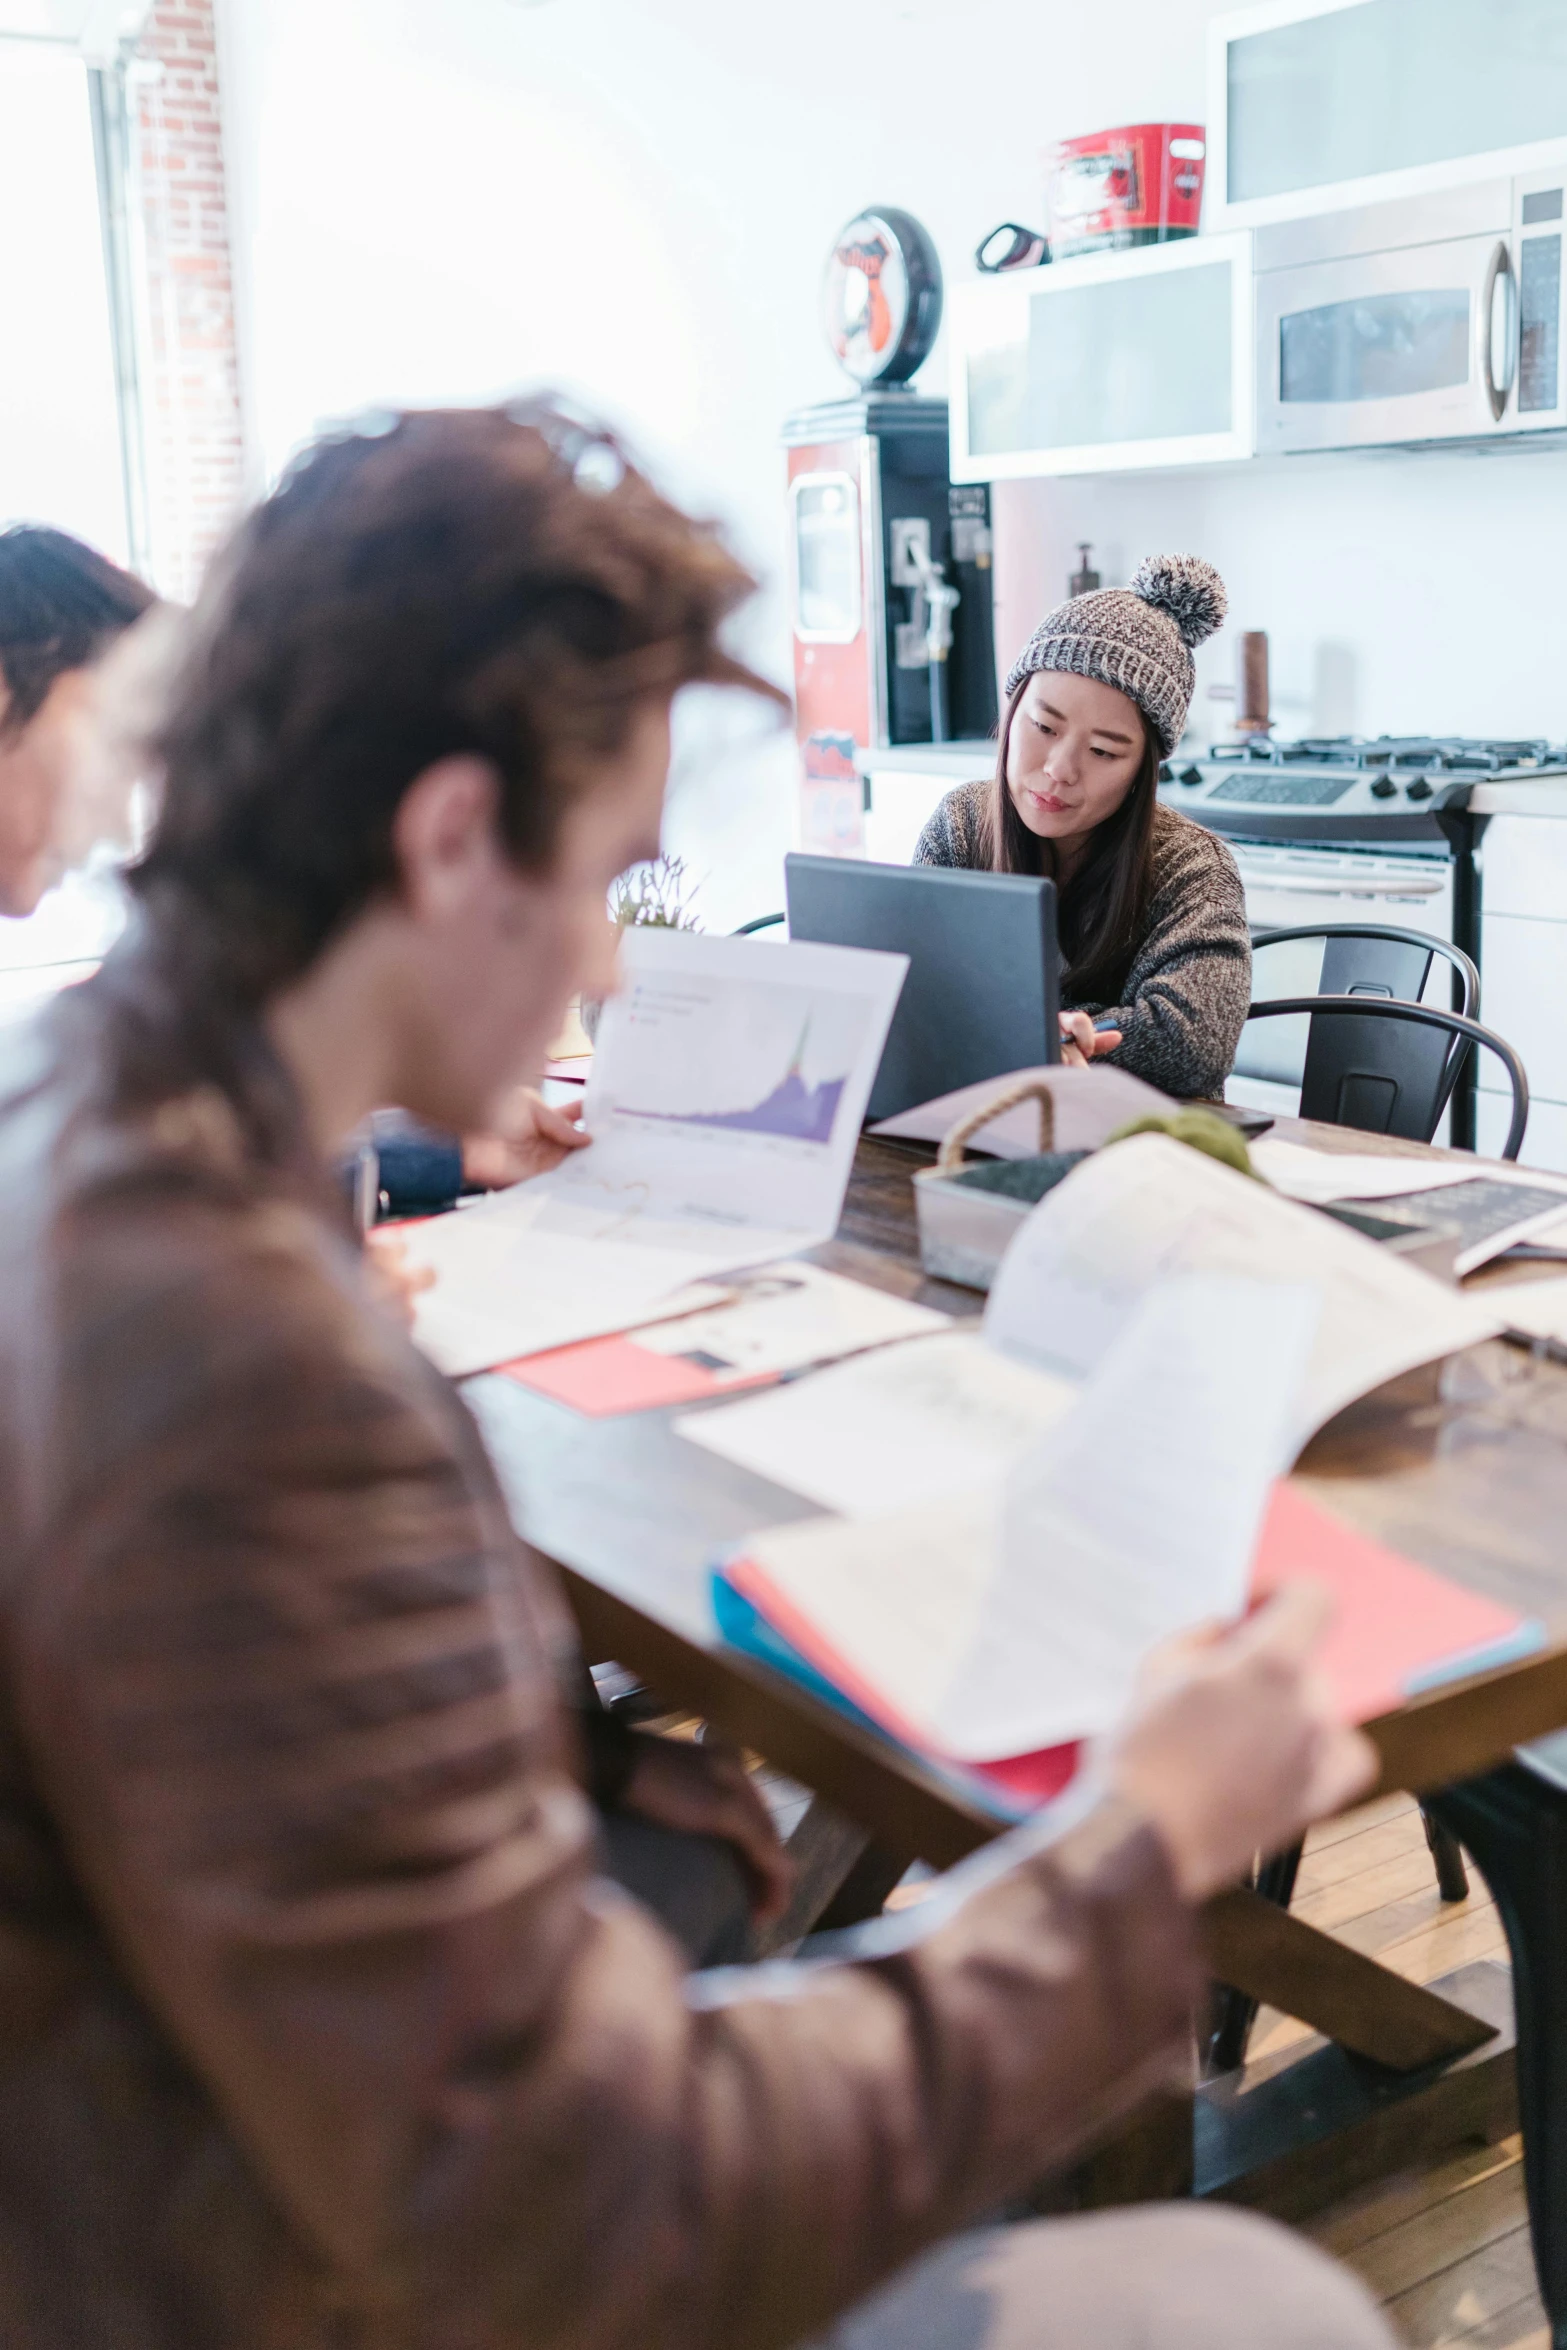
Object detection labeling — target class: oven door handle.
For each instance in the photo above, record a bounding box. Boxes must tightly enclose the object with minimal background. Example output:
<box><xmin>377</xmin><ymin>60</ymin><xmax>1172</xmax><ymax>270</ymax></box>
<box><xmin>1482</xmin><ymin>239</ymin><xmax>1518</xmax><ymax>422</ymax></box>
<box><xmin>1234</xmin><ymin>867</ymin><xmax>1447</xmax><ymax>898</ymax></box>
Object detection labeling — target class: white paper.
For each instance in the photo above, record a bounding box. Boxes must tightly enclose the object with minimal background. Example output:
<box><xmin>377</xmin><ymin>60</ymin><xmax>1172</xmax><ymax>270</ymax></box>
<box><xmin>1252</xmin><ymin>1142</ymin><xmax>1567</xmax><ymax>1274</ymax></box>
<box><xmin>1492</xmin><ymin>1274</ymin><xmax>1567</xmax><ymax>1346</ymax></box>
<box><xmin>407</xmin><ymin>929</ymin><xmax>907</xmax><ymax>1375</ymax></box>
<box><xmin>869</xmin><ymin>1063</ymin><xmax>1175</xmax><ymax>1158</ymax></box>
<box><xmin>734</xmin><ymin>1275</ymin><xmax>1318</xmax><ymax>1760</ymax></box>
<box><xmin>1504</xmin><ymin>1211</ymin><xmax>1567</xmax><ymax>1260</ymax></box>
<box><xmin>957</xmin><ymin>1276</ymin><xmax>1317</xmax><ymax>1754</ymax></box>
<box><xmin>627</xmin><ymin>1262</ymin><xmax>949</xmax><ymax>1379</ymax></box>
<box><xmin>1251</xmin><ymin>1138</ymin><xmax>1490</xmax><ymax>1204</ymax></box>
<box><xmin>677</xmin><ymin>1329</ymin><xmax>1076</xmax><ymax>1516</ymax></box>
<box><xmin>983</xmin><ymin>1134</ymin><xmax>1501</xmax><ymax>1453</ymax></box>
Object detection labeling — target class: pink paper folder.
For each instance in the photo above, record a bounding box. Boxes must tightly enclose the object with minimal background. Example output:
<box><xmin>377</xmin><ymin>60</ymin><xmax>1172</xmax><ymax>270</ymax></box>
<box><xmin>500</xmin><ymin>1332</ymin><xmax>775</xmax><ymax>1416</ymax></box>
<box><xmin>716</xmin><ymin>1483</ymin><xmax>1541</xmax><ymax>1814</ymax></box>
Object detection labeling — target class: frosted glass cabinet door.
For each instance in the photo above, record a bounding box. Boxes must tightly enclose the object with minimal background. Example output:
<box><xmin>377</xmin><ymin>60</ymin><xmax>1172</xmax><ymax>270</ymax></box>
<box><xmin>1213</xmin><ymin>0</ymin><xmax>1567</xmax><ymax>225</ymax></box>
<box><xmin>950</xmin><ymin>234</ymin><xmax>1254</xmax><ymax>481</ymax></box>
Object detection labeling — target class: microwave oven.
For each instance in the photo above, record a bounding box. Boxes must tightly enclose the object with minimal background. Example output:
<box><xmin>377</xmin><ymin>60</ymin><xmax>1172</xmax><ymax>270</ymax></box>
<box><xmin>1255</xmin><ymin>167</ymin><xmax>1567</xmax><ymax>452</ymax></box>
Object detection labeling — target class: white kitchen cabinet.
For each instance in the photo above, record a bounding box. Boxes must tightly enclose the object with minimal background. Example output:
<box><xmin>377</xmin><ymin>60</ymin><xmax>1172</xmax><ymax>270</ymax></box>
<box><xmin>1460</xmin><ymin>806</ymin><xmax>1567</xmax><ymax>1172</ymax></box>
<box><xmin>1474</xmin><ymin>810</ymin><xmax>1567</xmax><ymax>1172</ymax></box>
<box><xmin>1476</xmin><ymin>1086</ymin><xmax>1567</xmax><ymax>1174</ymax></box>
<box><xmin>858</xmin><ymin>744</ymin><xmax>991</xmax><ymax>867</ymax></box>
<box><xmin>948</xmin><ymin>235</ymin><xmax>1254</xmax><ymax>482</ymax></box>
<box><xmin>1479</xmin><ymin>912</ymin><xmax>1567</xmax><ymax>1099</ymax></box>
<box><xmin>1210</xmin><ymin>0</ymin><xmax>1567</xmax><ymax>229</ymax></box>
<box><xmin>1479</xmin><ymin>812</ymin><xmax>1567</xmax><ymax>919</ymax></box>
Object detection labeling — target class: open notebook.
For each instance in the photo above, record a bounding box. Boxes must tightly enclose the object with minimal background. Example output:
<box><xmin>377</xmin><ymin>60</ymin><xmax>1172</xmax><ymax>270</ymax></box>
<box><xmin>709</xmin><ymin>1261</ymin><xmax>1536</xmax><ymax>1817</ymax></box>
<box><xmin>715</xmin><ymin>1482</ymin><xmax>1538</xmax><ymax>1816</ymax></box>
<box><xmin>680</xmin><ymin>1132</ymin><xmax>1503</xmax><ymax>1517</ymax></box>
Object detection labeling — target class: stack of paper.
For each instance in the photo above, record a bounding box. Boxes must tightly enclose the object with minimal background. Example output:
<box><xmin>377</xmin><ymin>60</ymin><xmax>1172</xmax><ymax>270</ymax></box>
<box><xmin>500</xmin><ymin>1262</ymin><xmax>949</xmax><ymax>1417</ymax></box>
<box><xmin>1252</xmin><ymin>1137</ymin><xmax>1567</xmax><ymax>1272</ymax></box>
<box><xmin>693</xmin><ymin>1134</ymin><xmax>1534</xmax><ymax>1805</ymax></box>
<box><xmin>717</xmin><ymin>1277</ymin><xmax>1312</xmax><ymax>1760</ymax></box>
<box><xmin>715</xmin><ymin>1266</ymin><xmax>1534</xmax><ymax>1781</ymax></box>
<box><xmin>683</xmin><ymin>1135</ymin><xmax>1503</xmax><ymax>1512</ymax></box>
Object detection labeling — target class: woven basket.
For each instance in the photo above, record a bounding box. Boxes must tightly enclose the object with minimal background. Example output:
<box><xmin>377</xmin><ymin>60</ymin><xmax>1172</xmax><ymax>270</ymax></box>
<box><xmin>913</xmin><ymin>1076</ymin><xmax>1085</xmax><ymax>1292</ymax></box>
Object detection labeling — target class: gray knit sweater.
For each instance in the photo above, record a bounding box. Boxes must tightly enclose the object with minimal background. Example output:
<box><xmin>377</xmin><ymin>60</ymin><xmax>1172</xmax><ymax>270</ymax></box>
<box><xmin>913</xmin><ymin>781</ymin><xmax>1251</xmax><ymax>1099</ymax></box>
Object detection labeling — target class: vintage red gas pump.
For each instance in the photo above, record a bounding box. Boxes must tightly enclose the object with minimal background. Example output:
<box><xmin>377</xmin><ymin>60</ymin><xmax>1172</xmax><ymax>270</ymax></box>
<box><xmin>784</xmin><ymin>208</ymin><xmax>997</xmax><ymax>853</ymax></box>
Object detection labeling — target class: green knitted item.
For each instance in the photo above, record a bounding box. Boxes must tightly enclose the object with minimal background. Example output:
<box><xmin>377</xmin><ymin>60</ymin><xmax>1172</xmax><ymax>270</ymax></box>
<box><xmin>948</xmin><ymin>1150</ymin><xmax>1090</xmax><ymax>1203</ymax></box>
<box><xmin>1103</xmin><ymin>1108</ymin><xmax>1255</xmax><ymax>1177</ymax></box>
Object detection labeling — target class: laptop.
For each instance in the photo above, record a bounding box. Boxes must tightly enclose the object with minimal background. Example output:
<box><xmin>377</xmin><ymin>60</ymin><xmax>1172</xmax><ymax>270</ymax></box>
<box><xmin>784</xmin><ymin>853</ymin><xmax>1060</xmax><ymax>1122</ymax></box>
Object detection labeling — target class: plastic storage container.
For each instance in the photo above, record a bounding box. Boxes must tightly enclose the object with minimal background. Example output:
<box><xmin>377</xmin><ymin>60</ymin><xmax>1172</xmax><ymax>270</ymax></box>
<box><xmin>914</xmin><ymin>1076</ymin><xmax>1086</xmax><ymax>1290</ymax></box>
<box><xmin>1046</xmin><ymin>123</ymin><xmax>1207</xmax><ymax>259</ymax></box>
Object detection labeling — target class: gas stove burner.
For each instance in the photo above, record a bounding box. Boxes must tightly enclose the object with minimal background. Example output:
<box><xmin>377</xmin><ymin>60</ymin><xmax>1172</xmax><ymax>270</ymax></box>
<box><xmin>1207</xmin><ymin>734</ymin><xmax>1559</xmax><ymax>774</ymax></box>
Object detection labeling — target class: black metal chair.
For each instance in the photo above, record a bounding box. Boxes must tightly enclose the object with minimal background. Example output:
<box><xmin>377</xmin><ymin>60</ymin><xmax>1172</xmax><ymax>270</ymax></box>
<box><xmin>1242</xmin><ymin>995</ymin><xmax>1529</xmax><ymax>1162</ymax></box>
<box><xmin>1249</xmin><ymin>923</ymin><xmax>1482</xmax><ymax>1143</ymax></box>
<box><xmin>732</xmin><ymin>912</ymin><xmax>786</xmax><ymax>936</ymax></box>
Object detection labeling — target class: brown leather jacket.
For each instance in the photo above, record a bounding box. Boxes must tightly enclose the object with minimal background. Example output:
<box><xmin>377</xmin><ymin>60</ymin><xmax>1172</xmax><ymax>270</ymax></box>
<box><xmin>0</xmin><ymin>923</ymin><xmax>1200</xmax><ymax>2350</ymax></box>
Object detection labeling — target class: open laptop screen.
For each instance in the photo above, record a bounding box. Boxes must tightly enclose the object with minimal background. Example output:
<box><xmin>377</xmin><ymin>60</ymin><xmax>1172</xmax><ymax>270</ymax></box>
<box><xmin>784</xmin><ymin>854</ymin><xmax>1060</xmax><ymax>1122</ymax></box>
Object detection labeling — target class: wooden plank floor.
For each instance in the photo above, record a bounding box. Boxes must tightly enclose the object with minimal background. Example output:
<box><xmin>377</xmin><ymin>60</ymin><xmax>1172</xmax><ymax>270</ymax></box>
<box><xmin>767</xmin><ymin>1756</ymin><xmax>1545</xmax><ymax>2342</ymax></box>
<box><xmin>1290</xmin><ymin>1795</ymin><xmax>1545</xmax><ymax>2348</ymax></box>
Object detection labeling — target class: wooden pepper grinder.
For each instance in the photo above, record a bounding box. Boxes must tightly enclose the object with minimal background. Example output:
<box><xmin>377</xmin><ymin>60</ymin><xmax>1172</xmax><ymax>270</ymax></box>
<box><xmin>1235</xmin><ymin>629</ymin><xmax>1271</xmax><ymax>736</ymax></box>
<box><xmin>1069</xmin><ymin>542</ymin><xmax>1100</xmax><ymax>597</ymax></box>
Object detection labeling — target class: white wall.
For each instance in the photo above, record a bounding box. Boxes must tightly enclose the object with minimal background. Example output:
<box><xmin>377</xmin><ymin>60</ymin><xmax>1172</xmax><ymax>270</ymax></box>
<box><xmin>993</xmin><ymin>444</ymin><xmax>1567</xmax><ymax>753</ymax></box>
<box><xmin>213</xmin><ymin>0</ymin><xmax>1567</xmax><ymax>924</ymax></box>
<box><xmin>213</xmin><ymin>0</ymin><xmax>1220</xmax><ymax>926</ymax></box>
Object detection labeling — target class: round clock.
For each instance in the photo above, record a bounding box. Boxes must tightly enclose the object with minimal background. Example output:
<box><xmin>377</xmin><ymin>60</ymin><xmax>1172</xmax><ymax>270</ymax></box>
<box><xmin>822</xmin><ymin>207</ymin><xmax>943</xmax><ymax>387</ymax></box>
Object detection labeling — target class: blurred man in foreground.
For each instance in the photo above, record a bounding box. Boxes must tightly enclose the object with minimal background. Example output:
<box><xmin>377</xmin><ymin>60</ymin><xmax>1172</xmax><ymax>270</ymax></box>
<box><xmin>0</xmin><ymin>406</ymin><xmax>1393</xmax><ymax>2350</ymax></box>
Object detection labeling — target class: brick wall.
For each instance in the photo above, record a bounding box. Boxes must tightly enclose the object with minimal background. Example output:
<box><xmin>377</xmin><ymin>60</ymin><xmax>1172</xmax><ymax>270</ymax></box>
<box><xmin>131</xmin><ymin>0</ymin><xmax>246</xmax><ymax>601</ymax></box>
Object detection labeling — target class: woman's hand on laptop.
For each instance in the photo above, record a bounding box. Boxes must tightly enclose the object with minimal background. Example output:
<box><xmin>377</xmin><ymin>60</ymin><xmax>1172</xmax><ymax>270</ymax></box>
<box><xmin>1058</xmin><ymin>1011</ymin><xmax>1122</xmax><ymax>1067</ymax></box>
<box><xmin>461</xmin><ymin>1087</ymin><xmax>590</xmax><ymax>1189</ymax></box>
<box><xmin>1105</xmin><ymin>1583</ymin><xmax>1376</xmax><ymax>1903</ymax></box>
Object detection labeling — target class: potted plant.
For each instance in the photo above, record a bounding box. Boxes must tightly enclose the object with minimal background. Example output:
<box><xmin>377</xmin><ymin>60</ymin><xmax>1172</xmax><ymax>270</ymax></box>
<box><xmin>579</xmin><ymin>854</ymin><xmax>703</xmax><ymax>1042</ymax></box>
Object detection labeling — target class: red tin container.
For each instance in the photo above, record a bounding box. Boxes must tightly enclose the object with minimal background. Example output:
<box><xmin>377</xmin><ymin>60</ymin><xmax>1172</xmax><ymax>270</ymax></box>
<box><xmin>1045</xmin><ymin>123</ymin><xmax>1206</xmax><ymax>260</ymax></box>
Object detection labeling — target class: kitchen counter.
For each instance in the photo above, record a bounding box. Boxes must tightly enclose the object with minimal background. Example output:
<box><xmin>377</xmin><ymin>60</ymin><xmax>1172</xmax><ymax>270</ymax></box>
<box><xmin>856</xmin><ymin>739</ymin><xmax>993</xmax><ymax>862</ymax></box>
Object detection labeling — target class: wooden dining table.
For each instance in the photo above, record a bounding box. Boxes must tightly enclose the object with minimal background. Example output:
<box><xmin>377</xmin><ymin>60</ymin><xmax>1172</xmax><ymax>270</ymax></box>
<box><xmin>469</xmin><ymin>1118</ymin><xmax>1567</xmax><ymax>2346</ymax></box>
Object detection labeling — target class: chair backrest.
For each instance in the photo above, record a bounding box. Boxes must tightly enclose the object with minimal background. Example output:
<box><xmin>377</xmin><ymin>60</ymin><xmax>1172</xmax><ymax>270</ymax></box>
<box><xmin>1243</xmin><ymin>995</ymin><xmax>1529</xmax><ymax>1160</ymax></box>
<box><xmin>1249</xmin><ymin>925</ymin><xmax>1479</xmax><ymax>1141</ymax></box>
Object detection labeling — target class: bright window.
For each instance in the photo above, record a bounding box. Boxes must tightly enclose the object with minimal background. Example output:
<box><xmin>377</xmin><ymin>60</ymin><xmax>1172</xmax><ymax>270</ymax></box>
<box><xmin>0</xmin><ymin>41</ymin><xmax>130</xmax><ymax>1016</ymax></box>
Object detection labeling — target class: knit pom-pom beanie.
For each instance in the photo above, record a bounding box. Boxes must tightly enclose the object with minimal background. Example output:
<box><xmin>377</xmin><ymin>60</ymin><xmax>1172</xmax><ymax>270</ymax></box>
<box><xmin>1003</xmin><ymin>553</ymin><xmax>1228</xmax><ymax>753</ymax></box>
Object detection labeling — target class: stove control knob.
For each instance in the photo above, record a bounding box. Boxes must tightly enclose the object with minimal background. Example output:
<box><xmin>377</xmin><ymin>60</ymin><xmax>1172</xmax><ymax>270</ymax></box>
<box><xmin>1369</xmin><ymin>777</ymin><xmax>1397</xmax><ymax>799</ymax></box>
<box><xmin>1178</xmin><ymin>764</ymin><xmax>1205</xmax><ymax>788</ymax></box>
<box><xmin>1405</xmin><ymin>777</ymin><xmax>1435</xmax><ymax>801</ymax></box>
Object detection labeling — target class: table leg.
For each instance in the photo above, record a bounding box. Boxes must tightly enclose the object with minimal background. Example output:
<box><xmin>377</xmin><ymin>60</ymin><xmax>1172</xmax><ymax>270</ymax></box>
<box><xmin>1055</xmin><ymin>2087</ymin><xmax>1196</xmax><ymax>2212</ymax></box>
<box><xmin>1427</xmin><ymin>1753</ymin><xmax>1567</xmax><ymax>2350</ymax></box>
<box><xmin>1206</xmin><ymin>1843</ymin><xmax>1307</xmax><ymax>2075</ymax></box>
<box><xmin>752</xmin><ymin>1798</ymin><xmax>874</xmax><ymax>1957</ymax></box>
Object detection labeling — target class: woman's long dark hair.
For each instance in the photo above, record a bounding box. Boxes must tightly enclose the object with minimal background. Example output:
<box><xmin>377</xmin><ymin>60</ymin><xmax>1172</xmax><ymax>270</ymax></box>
<box><xmin>980</xmin><ymin>674</ymin><xmax>1161</xmax><ymax>1004</ymax></box>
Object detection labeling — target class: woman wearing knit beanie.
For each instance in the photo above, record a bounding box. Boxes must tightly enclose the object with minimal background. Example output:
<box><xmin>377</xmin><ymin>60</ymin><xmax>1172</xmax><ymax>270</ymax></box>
<box><xmin>913</xmin><ymin>555</ymin><xmax>1251</xmax><ymax>1100</ymax></box>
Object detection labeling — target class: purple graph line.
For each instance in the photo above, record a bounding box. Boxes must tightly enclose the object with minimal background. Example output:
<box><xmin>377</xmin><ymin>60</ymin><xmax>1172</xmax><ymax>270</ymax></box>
<box><xmin>619</xmin><ymin>1018</ymin><xmax>847</xmax><ymax>1145</ymax></box>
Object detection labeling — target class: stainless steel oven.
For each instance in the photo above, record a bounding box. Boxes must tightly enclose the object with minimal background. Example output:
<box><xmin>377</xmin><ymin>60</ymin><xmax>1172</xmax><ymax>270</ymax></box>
<box><xmin>1224</xmin><ymin>840</ymin><xmax>1456</xmax><ymax>1112</ymax></box>
<box><xmin>1255</xmin><ymin>167</ymin><xmax>1567</xmax><ymax>452</ymax></box>
<box><xmin>1158</xmin><ymin>735</ymin><xmax>1567</xmax><ymax>1138</ymax></box>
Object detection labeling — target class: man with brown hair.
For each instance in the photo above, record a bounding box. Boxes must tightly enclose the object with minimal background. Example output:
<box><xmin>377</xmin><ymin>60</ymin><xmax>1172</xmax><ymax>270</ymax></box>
<box><xmin>0</xmin><ymin>402</ymin><xmax>1392</xmax><ymax>2350</ymax></box>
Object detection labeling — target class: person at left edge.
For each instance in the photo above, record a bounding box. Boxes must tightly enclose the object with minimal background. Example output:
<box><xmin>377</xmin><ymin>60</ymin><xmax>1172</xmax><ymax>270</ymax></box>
<box><xmin>0</xmin><ymin>523</ymin><xmax>581</xmax><ymax>1214</ymax></box>
<box><xmin>0</xmin><ymin>524</ymin><xmax>156</xmax><ymax>917</ymax></box>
